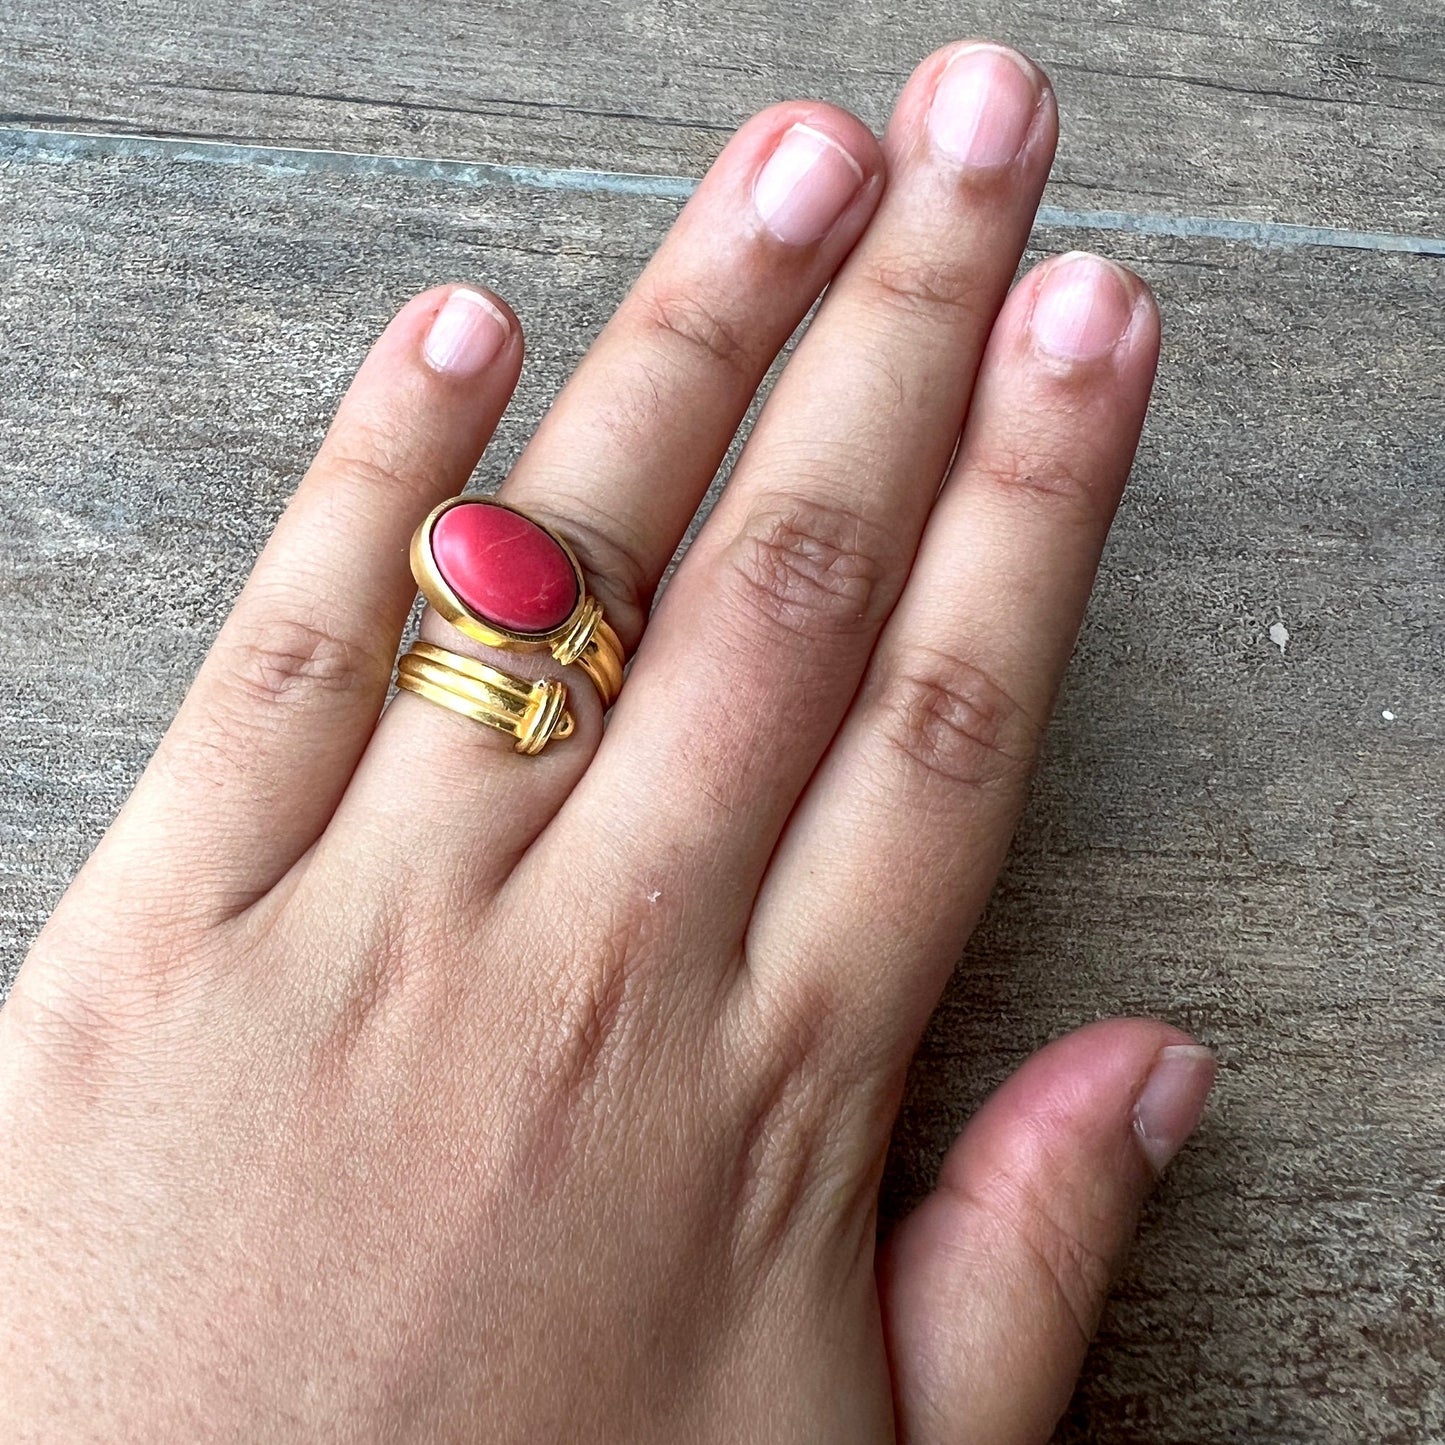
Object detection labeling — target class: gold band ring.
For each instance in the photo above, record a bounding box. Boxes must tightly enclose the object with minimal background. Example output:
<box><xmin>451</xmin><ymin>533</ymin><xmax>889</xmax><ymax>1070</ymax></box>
<box><xmin>395</xmin><ymin>642</ymin><xmax>575</xmax><ymax>754</ymax></box>
<box><xmin>410</xmin><ymin>496</ymin><xmax>625</xmax><ymax>707</ymax></box>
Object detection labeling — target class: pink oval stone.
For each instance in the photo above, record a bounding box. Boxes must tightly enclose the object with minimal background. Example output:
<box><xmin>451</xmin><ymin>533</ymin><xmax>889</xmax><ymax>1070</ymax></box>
<box><xmin>431</xmin><ymin>502</ymin><xmax>579</xmax><ymax>635</ymax></box>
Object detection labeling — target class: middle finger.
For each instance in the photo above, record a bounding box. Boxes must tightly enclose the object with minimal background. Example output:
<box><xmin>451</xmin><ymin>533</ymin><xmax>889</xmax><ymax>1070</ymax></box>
<box><xmin>547</xmin><ymin>42</ymin><xmax>1058</xmax><ymax>920</ymax></box>
<box><xmin>328</xmin><ymin>103</ymin><xmax>883</xmax><ymax>884</ymax></box>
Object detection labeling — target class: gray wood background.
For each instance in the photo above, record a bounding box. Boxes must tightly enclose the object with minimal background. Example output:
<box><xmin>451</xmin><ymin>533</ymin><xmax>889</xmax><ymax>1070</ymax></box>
<box><xmin>1</xmin><ymin>2</ymin><xmax>1441</xmax><ymax>1440</ymax></box>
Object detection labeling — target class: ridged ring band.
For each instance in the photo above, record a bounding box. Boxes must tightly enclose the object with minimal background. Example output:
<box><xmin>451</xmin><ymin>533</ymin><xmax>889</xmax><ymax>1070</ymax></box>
<box><xmin>395</xmin><ymin>642</ymin><xmax>575</xmax><ymax>754</ymax></box>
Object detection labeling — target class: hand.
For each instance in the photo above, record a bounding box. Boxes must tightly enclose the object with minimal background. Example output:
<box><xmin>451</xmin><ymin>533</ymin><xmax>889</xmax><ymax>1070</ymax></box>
<box><xmin>0</xmin><ymin>40</ymin><xmax>1213</xmax><ymax>1444</ymax></box>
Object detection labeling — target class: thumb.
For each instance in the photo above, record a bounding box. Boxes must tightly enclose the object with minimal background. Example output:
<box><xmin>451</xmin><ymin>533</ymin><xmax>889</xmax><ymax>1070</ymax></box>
<box><xmin>878</xmin><ymin>1019</ymin><xmax>1217</xmax><ymax>1445</ymax></box>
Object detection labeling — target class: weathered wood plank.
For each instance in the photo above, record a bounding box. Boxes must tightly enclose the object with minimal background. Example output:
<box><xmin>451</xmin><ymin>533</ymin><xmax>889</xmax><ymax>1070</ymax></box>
<box><xmin>1</xmin><ymin>142</ymin><xmax>1442</xmax><ymax>1441</ymax></box>
<box><xmin>1</xmin><ymin>0</ymin><xmax>1442</xmax><ymax>233</ymax></box>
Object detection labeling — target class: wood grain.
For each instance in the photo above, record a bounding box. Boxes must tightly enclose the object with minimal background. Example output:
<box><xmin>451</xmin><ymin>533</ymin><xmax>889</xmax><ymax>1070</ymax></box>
<box><xmin>2</xmin><ymin>138</ymin><xmax>1442</xmax><ymax>1441</ymax></box>
<box><xmin>2</xmin><ymin>0</ymin><xmax>1442</xmax><ymax>233</ymax></box>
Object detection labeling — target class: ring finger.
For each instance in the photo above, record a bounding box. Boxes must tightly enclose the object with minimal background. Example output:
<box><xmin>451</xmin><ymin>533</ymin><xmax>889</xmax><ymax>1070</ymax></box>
<box><xmin>330</xmin><ymin>102</ymin><xmax>886</xmax><ymax>885</ymax></box>
<box><xmin>542</xmin><ymin>42</ymin><xmax>1059</xmax><ymax>926</ymax></box>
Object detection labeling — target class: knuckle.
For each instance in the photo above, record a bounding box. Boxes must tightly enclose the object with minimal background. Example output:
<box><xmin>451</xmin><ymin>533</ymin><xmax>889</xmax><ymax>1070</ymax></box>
<box><xmin>6</xmin><ymin>931</ymin><xmax>213</xmax><ymax>1080</ymax></box>
<box><xmin>511</xmin><ymin>912</ymin><xmax>665</xmax><ymax>1196</ymax></box>
<box><xmin>305</xmin><ymin>896</ymin><xmax>445</xmax><ymax>1086</ymax></box>
<box><xmin>1013</xmin><ymin>1194</ymin><xmax>1115</xmax><ymax>1346</ymax></box>
<box><xmin>874</xmin><ymin>645</ymin><xmax>1040</xmax><ymax>790</ymax></box>
<box><xmin>316</xmin><ymin>440</ymin><xmax>425</xmax><ymax>506</ymax></box>
<box><xmin>723</xmin><ymin>495</ymin><xmax>892</xmax><ymax>644</ymax></box>
<box><xmin>968</xmin><ymin>446</ymin><xmax>1116</xmax><ymax>532</ymax></box>
<box><xmin>939</xmin><ymin>1167</ymin><xmax>1114</xmax><ymax>1350</ymax></box>
<box><xmin>544</xmin><ymin>943</ymin><xmax>635</xmax><ymax>1099</ymax></box>
<box><xmin>221</xmin><ymin>611</ymin><xmax>383</xmax><ymax>712</ymax></box>
<box><xmin>631</xmin><ymin>281</ymin><xmax>759</xmax><ymax>387</ymax></box>
<box><xmin>861</xmin><ymin>251</ymin><xmax>996</xmax><ymax>332</ymax></box>
<box><xmin>726</xmin><ymin>971</ymin><xmax>888</xmax><ymax>1265</ymax></box>
<box><xmin>4</xmin><ymin>965</ymin><xmax>121</xmax><ymax>1069</ymax></box>
<box><xmin>731</xmin><ymin>1063</ymin><xmax>839</xmax><ymax>1262</ymax></box>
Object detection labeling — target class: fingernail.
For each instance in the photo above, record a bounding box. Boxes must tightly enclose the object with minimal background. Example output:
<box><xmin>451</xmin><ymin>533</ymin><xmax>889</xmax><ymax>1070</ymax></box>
<box><xmin>1133</xmin><ymin>1045</ymin><xmax>1217</xmax><ymax>1174</ymax></box>
<box><xmin>927</xmin><ymin>44</ymin><xmax>1042</xmax><ymax>168</ymax></box>
<box><xmin>753</xmin><ymin>123</ymin><xmax>865</xmax><ymax>247</ymax></box>
<box><xmin>423</xmin><ymin>288</ymin><xmax>509</xmax><ymax>376</ymax></box>
<box><xmin>1029</xmin><ymin>253</ymin><xmax>1136</xmax><ymax>361</ymax></box>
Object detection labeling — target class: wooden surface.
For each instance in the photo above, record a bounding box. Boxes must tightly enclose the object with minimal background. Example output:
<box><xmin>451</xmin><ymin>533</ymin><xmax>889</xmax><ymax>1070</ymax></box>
<box><xmin>1</xmin><ymin>2</ymin><xmax>1443</xmax><ymax>1440</ymax></box>
<box><xmin>3</xmin><ymin>0</ymin><xmax>1444</xmax><ymax>232</ymax></box>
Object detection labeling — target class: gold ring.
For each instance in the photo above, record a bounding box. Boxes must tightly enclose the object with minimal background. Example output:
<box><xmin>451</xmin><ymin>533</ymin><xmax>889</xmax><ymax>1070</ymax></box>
<box><xmin>395</xmin><ymin>642</ymin><xmax>575</xmax><ymax>754</ymax></box>
<box><xmin>410</xmin><ymin>496</ymin><xmax>625</xmax><ymax>707</ymax></box>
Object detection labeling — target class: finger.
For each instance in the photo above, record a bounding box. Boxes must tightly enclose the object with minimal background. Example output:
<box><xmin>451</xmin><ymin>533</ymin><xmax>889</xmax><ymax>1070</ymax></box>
<box><xmin>750</xmin><ymin>252</ymin><xmax>1161</xmax><ymax>1049</ymax></box>
<box><xmin>497</xmin><ymin>102</ymin><xmax>883</xmax><ymax>648</ymax></box>
<box><xmin>879</xmin><ymin>1021</ymin><xmax>1217</xmax><ymax>1445</ymax></box>
<box><xmin>551</xmin><ymin>42</ymin><xmax>1059</xmax><ymax>919</ymax></box>
<box><xmin>84</xmin><ymin>286</ymin><xmax>522</xmax><ymax>919</ymax></box>
<box><xmin>337</xmin><ymin>104</ymin><xmax>884</xmax><ymax>886</ymax></box>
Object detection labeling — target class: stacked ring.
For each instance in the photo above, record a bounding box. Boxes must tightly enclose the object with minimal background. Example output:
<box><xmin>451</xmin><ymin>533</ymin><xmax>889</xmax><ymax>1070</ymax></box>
<box><xmin>395</xmin><ymin>641</ymin><xmax>575</xmax><ymax>754</ymax></box>
<box><xmin>410</xmin><ymin>497</ymin><xmax>625</xmax><ymax>707</ymax></box>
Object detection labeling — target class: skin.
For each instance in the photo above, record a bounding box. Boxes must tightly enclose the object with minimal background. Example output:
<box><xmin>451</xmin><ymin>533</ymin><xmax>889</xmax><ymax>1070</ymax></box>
<box><xmin>0</xmin><ymin>41</ymin><xmax>1212</xmax><ymax>1444</ymax></box>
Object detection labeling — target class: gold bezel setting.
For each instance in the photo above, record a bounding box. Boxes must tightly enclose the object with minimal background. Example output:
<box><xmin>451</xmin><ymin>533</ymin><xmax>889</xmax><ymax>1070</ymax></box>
<box><xmin>410</xmin><ymin>496</ymin><xmax>624</xmax><ymax>707</ymax></box>
<box><xmin>411</xmin><ymin>496</ymin><xmax>593</xmax><ymax>654</ymax></box>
